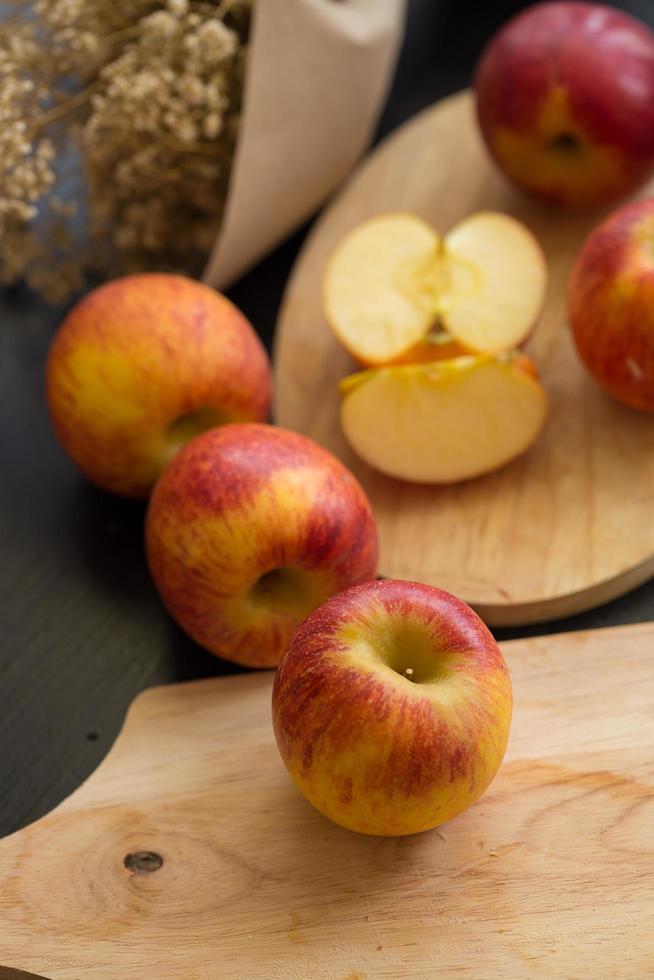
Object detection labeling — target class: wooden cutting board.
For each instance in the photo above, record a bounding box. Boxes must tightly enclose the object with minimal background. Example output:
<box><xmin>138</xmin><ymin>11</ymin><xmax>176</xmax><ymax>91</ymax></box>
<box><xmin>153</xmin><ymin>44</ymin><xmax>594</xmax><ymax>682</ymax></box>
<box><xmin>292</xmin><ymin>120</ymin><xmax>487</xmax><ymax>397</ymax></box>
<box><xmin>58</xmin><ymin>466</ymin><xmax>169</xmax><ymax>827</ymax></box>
<box><xmin>1</xmin><ymin>622</ymin><xmax>653</xmax><ymax>979</ymax></box>
<box><xmin>274</xmin><ymin>90</ymin><xmax>654</xmax><ymax>626</ymax></box>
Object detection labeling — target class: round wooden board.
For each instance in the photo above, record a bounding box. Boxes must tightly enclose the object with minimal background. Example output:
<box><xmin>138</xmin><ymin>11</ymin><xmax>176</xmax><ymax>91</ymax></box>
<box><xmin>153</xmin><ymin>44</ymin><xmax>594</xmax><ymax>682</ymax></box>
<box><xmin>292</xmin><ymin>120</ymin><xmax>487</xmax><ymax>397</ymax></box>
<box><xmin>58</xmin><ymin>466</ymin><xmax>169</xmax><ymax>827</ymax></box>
<box><xmin>274</xmin><ymin>90</ymin><xmax>654</xmax><ymax>626</ymax></box>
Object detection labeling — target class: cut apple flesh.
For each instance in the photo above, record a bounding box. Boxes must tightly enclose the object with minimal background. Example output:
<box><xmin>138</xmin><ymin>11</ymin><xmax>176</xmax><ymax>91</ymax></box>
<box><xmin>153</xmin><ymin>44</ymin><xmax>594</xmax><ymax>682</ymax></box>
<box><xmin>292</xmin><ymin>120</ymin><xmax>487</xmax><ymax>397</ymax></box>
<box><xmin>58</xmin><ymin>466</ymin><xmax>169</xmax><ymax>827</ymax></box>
<box><xmin>324</xmin><ymin>212</ymin><xmax>547</xmax><ymax>365</ymax></box>
<box><xmin>441</xmin><ymin>212</ymin><xmax>547</xmax><ymax>352</ymax></box>
<box><xmin>324</xmin><ymin>213</ymin><xmax>441</xmax><ymax>366</ymax></box>
<box><xmin>340</xmin><ymin>354</ymin><xmax>547</xmax><ymax>483</ymax></box>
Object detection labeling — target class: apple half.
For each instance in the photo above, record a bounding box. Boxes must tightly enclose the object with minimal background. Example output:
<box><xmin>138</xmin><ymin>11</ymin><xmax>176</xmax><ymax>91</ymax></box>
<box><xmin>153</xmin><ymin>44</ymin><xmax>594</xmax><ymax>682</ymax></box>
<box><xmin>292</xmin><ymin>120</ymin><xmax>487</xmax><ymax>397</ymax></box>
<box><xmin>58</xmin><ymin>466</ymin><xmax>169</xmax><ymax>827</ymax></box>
<box><xmin>340</xmin><ymin>353</ymin><xmax>547</xmax><ymax>483</ymax></box>
<box><xmin>324</xmin><ymin>212</ymin><xmax>547</xmax><ymax>366</ymax></box>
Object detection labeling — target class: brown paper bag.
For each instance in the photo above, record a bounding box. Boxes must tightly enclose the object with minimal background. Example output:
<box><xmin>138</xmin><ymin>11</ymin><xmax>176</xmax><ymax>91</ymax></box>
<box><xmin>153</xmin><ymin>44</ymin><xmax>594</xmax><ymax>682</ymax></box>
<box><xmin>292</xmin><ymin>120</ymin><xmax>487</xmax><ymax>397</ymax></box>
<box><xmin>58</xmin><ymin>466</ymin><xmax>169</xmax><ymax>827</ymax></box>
<box><xmin>203</xmin><ymin>0</ymin><xmax>406</xmax><ymax>289</ymax></box>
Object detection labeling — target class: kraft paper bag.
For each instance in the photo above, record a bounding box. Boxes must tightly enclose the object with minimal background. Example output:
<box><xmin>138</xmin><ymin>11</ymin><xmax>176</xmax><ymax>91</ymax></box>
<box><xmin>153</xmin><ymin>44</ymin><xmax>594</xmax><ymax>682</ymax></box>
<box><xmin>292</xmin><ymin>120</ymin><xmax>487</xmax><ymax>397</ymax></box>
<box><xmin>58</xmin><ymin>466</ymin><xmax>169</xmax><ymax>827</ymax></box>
<box><xmin>203</xmin><ymin>0</ymin><xmax>407</xmax><ymax>289</ymax></box>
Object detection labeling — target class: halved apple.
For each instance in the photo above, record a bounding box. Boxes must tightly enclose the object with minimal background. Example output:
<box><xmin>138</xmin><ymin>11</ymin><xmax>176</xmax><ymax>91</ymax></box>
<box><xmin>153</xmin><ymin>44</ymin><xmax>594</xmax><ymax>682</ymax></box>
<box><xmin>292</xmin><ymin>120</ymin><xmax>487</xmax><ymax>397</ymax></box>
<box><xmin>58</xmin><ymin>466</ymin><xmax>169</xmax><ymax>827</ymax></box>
<box><xmin>324</xmin><ymin>212</ymin><xmax>547</xmax><ymax>366</ymax></box>
<box><xmin>340</xmin><ymin>353</ymin><xmax>547</xmax><ymax>483</ymax></box>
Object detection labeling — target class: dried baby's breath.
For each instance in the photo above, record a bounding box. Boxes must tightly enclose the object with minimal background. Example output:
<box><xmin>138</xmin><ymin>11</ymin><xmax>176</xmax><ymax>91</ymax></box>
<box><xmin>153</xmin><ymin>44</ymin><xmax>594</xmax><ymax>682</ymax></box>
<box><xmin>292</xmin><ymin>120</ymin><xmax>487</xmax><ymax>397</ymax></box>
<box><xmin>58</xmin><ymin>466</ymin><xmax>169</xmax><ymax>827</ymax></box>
<box><xmin>0</xmin><ymin>0</ymin><xmax>250</xmax><ymax>300</ymax></box>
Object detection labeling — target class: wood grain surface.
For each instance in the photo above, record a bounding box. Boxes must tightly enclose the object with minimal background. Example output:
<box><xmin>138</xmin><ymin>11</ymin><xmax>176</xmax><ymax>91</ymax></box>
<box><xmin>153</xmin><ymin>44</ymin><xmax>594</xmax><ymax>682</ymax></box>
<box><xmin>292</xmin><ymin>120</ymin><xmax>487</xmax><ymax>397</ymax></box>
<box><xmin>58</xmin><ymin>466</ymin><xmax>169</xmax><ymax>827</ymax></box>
<box><xmin>274</xmin><ymin>90</ymin><xmax>654</xmax><ymax>626</ymax></box>
<box><xmin>1</xmin><ymin>622</ymin><xmax>652</xmax><ymax>979</ymax></box>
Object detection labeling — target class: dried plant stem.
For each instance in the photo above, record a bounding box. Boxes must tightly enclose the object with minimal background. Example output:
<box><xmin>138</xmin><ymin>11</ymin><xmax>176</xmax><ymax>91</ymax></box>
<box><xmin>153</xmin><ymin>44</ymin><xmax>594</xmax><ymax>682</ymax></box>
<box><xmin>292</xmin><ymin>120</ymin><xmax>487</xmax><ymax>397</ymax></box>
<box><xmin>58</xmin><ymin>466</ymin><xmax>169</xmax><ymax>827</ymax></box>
<box><xmin>162</xmin><ymin>137</ymin><xmax>226</xmax><ymax>155</ymax></box>
<box><xmin>28</xmin><ymin>82</ymin><xmax>100</xmax><ymax>136</ymax></box>
<box><xmin>99</xmin><ymin>26</ymin><xmax>143</xmax><ymax>46</ymax></box>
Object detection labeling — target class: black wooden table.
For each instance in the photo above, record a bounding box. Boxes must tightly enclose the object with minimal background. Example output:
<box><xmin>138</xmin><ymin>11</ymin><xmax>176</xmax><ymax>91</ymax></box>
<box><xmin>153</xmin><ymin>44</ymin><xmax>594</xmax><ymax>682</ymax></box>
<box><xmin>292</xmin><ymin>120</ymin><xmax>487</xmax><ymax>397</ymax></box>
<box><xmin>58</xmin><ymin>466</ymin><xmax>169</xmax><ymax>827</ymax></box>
<box><xmin>2</xmin><ymin>0</ymin><xmax>653</xmax><ymax>838</ymax></box>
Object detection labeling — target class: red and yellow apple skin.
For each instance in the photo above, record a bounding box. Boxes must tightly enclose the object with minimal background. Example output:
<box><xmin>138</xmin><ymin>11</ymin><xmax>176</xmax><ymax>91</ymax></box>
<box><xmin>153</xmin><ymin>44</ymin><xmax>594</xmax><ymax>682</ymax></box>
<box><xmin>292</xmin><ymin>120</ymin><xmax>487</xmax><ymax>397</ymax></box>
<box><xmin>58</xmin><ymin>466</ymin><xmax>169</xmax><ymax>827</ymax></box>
<box><xmin>475</xmin><ymin>3</ymin><xmax>654</xmax><ymax>207</ymax></box>
<box><xmin>568</xmin><ymin>198</ymin><xmax>654</xmax><ymax>411</ymax></box>
<box><xmin>145</xmin><ymin>424</ymin><xmax>378</xmax><ymax>668</ymax></box>
<box><xmin>46</xmin><ymin>273</ymin><xmax>271</xmax><ymax>498</ymax></box>
<box><xmin>272</xmin><ymin>579</ymin><xmax>512</xmax><ymax>836</ymax></box>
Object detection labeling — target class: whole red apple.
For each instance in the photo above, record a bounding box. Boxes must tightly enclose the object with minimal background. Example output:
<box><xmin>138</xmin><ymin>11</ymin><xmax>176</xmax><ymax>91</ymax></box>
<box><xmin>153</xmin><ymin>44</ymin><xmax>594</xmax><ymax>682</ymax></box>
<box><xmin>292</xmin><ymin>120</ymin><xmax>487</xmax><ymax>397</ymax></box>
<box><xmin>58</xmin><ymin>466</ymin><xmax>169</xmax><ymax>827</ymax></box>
<box><xmin>568</xmin><ymin>197</ymin><xmax>654</xmax><ymax>410</ymax></box>
<box><xmin>272</xmin><ymin>579</ymin><xmax>512</xmax><ymax>836</ymax></box>
<box><xmin>475</xmin><ymin>2</ymin><xmax>654</xmax><ymax>207</ymax></box>
<box><xmin>145</xmin><ymin>423</ymin><xmax>378</xmax><ymax>668</ymax></box>
<box><xmin>46</xmin><ymin>274</ymin><xmax>271</xmax><ymax>497</ymax></box>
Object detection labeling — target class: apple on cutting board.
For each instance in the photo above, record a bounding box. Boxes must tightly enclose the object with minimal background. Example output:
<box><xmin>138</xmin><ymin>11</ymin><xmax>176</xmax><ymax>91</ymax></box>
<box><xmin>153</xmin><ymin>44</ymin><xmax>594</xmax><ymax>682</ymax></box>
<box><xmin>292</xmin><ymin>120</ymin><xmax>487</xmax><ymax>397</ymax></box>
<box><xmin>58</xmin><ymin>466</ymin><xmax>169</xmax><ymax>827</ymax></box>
<box><xmin>340</xmin><ymin>353</ymin><xmax>548</xmax><ymax>483</ymax></box>
<box><xmin>46</xmin><ymin>273</ymin><xmax>271</xmax><ymax>498</ymax></box>
<box><xmin>323</xmin><ymin>211</ymin><xmax>547</xmax><ymax>366</ymax></box>
<box><xmin>475</xmin><ymin>1</ymin><xmax>654</xmax><ymax>207</ymax></box>
<box><xmin>568</xmin><ymin>197</ymin><xmax>654</xmax><ymax>411</ymax></box>
<box><xmin>146</xmin><ymin>423</ymin><xmax>379</xmax><ymax>668</ymax></box>
<box><xmin>272</xmin><ymin>578</ymin><xmax>512</xmax><ymax>837</ymax></box>
<box><xmin>323</xmin><ymin>210</ymin><xmax>549</xmax><ymax>482</ymax></box>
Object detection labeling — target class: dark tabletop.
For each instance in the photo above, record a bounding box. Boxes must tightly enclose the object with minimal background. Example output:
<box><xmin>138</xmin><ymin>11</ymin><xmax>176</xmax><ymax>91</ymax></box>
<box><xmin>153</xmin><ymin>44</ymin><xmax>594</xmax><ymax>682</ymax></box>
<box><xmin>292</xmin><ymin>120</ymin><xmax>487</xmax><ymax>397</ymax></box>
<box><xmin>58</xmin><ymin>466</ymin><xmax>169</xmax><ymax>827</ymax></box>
<box><xmin>2</xmin><ymin>0</ymin><xmax>653</xmax><ymax>839</ymax></box>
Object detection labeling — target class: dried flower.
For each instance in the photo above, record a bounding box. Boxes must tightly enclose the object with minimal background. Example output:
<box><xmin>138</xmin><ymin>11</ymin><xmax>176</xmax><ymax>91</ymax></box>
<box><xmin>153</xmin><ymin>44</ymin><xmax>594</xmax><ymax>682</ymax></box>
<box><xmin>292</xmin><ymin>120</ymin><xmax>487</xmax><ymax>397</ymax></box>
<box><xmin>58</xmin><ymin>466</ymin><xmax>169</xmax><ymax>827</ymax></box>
<box><xmin>167</xmin><ymin>0</ymin><xmax>189</xmax><ymax>15</ymax></box>
<box><xmin>0</xmin><ymin>0</ymin><xmax>250</xmax><ymax>300</ymax></box>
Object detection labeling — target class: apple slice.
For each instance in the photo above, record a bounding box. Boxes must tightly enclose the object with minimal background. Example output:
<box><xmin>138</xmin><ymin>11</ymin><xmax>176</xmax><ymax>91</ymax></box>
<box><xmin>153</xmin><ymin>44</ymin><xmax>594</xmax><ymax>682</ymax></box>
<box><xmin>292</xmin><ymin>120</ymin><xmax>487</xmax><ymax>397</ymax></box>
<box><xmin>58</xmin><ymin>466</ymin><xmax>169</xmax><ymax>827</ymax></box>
<box><xmin>441</xmin><ymin>212</ymin><xmax>547</xmax><ymax>353</ymax></box>
<box><xmin>340</xmin><ymin>354</ymin><xmax>547</xmax><ymax>483</ymax></box>
<box><xmin>324</xmin><ymin>213</ymin><xmax>443</xmax><ymax>366</ymax></box>
<box><xmin>323</xmin><ymin>212</ymin><xmax>547</xmax><ymax>366</ymax></box>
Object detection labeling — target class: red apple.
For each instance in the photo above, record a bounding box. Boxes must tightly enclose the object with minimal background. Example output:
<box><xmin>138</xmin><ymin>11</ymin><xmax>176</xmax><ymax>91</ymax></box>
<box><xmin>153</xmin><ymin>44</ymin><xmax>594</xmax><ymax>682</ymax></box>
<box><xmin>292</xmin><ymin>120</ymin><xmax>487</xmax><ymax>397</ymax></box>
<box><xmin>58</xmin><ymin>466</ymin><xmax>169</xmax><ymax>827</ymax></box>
<box><xmin>145</xmin><ymin>423</ymin><xmax>378</xmax><ymax>668</ymax></box>
<box><xmin>475</xmin><ymin>2</ymin><xmax>654</xmax><ymax>207</ymax></box>
<box><xmin>272</xmin><ymin>579</ymin><xmax>512</xmax><ymax>836</ymax></box>
<box><xmin>46</xmin><ymin>273</ymin><xmax>271</xmax><ymax>497</ymax></box>
<box><xmin>568</xmin><ymin>197</ymin><xmax>654</xmax><ymax>410</ymax></box>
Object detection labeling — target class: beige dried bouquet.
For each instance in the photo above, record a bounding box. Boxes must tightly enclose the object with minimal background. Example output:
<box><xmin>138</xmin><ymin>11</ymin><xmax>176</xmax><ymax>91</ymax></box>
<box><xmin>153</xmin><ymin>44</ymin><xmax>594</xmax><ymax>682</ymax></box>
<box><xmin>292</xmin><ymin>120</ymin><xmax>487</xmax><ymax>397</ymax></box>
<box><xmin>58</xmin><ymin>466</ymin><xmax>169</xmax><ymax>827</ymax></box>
<box><xmin>0</xmin><ymin>0</ymin><xmax>250</xmax><ymax>301</ymax></box>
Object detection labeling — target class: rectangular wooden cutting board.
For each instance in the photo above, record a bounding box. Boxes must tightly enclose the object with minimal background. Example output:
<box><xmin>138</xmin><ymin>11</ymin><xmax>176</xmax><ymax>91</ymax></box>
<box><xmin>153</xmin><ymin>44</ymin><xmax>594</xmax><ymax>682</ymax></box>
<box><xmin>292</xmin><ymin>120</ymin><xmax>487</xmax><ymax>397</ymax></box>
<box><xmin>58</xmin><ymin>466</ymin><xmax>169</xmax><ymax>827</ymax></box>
<box><xmin>1</xmin><ymin>622</ymin><xmax>653</xmax><ymax>979</ymax></box>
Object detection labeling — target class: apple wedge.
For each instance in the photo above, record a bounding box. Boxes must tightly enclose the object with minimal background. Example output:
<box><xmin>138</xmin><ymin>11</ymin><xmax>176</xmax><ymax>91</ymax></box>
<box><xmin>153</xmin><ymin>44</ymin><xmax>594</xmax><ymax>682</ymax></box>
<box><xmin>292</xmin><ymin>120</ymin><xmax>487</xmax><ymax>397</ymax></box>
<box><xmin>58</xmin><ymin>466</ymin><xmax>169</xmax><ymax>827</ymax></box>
<box><xmin>440</xmin><ymin>213</ymin><xmax>547</xmax><ymax>353</ymax></box>
<box><xmin>324</xmin><ymin>212</ymin><xmax>547</xmax><ymax>366</ymax></box>
<box><xmin>324</xmin><ymin>213</ymin><xmax>445</xmax><ymax>366</ymax></box>
<box><xmin>340</xmin><ymin>354</ymin><xmax>547</xmax><ymax>483</ymax></box>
